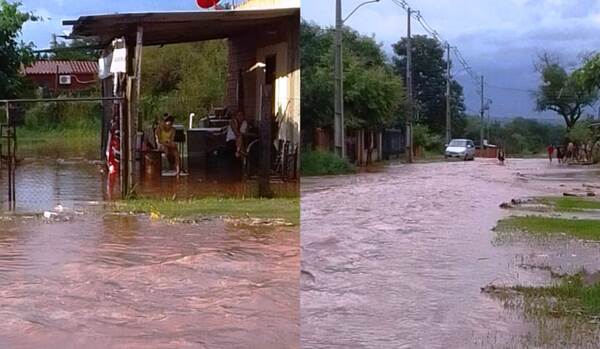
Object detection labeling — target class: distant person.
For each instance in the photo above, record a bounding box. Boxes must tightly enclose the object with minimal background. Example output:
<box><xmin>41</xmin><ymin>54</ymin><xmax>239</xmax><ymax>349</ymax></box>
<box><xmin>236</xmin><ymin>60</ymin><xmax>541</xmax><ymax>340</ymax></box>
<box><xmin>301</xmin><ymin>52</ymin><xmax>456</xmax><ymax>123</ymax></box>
<box><xmin>497</xmin><ymin>148</ymin><xmax>505</xmax><ymax>165</ymax></box>
<box><xmin>547</xmin><ymin>145</ymin><xmax>554</xmax><ymax>163</ymax></box>
<box><xmin>155</xmin><ymin>113</ymin><xmax>181</xmax><ymax>174</ymax></box>
<box><xmin>556</xmin><ymin>145</ymin><xmax>563</xmax><ymax>164</ymax></box>
<box><xmin>567</xmin><ymin>142</ymin><xmax>575</xmax><ymax>163</ymax></box>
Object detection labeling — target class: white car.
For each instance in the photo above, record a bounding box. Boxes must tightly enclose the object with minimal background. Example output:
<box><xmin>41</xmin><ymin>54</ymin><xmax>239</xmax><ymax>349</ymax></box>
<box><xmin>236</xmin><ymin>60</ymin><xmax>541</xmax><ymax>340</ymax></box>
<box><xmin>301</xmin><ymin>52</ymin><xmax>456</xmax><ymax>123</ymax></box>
<box><xmin>445</xmin><ymin>139</ymin><xmax>476</xmax><ymax>160</ymax></box>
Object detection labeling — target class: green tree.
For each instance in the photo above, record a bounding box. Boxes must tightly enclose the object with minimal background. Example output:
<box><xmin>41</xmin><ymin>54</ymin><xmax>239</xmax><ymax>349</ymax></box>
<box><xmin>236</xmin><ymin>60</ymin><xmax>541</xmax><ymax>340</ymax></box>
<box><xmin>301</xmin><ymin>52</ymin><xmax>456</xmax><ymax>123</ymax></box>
<box><xmin>464</xmin><ymin>115</ymin><xmax>566</xmax><ymax>155</ymax></box>
<box><xmin>140</xmin><ymin>40</ymin><xmax>227</xmax><ymax>126</ymax></box>
<box><xmin>392</xmin><ymin>35</ymin><xmax>466</xmax><ymax>136</ymax></box>
<box><xmin>48</xmin><ymin>35</ymin><xmax>100</xmax><ymax>61</ymax></box>
<box><xmin>413</xmin><ymin>123</ymin><xmax>442</xmax><ymax>152</ymax></box>
<box><xmin>574</xmin><ymin>53</ymin><xmax>600</xmax><ymax>92</ymax></box>
<box><xmin>535</xmin><ymin>53</ymin><xmax>598</xmax><ymax>130</ymax></box>
<box><xmin>0</xmin><ymin>0</ymin><xmax>37</xmax><ymax>98</ymax></box>
<box><xmin>301</xmin><ymin>21</ymin><xmax>405</xmax><ymax>139</ymax></box>
<box><xmin>567</xmin><ymin>121</ymin><xmax>593</xmax><ymax>145</ymax></box>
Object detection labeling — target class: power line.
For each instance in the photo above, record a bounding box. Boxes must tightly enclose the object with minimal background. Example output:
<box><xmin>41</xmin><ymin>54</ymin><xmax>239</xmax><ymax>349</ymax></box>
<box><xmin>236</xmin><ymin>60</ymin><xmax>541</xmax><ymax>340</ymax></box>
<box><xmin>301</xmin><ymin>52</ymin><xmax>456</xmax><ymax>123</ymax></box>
<box><xmin>485</xmin><ymin>83</ymin><xmax>536</xmax><ymax>93</ymax></box>
<box><xmin>390</xmin><ymin>0</ymin><xmax>482</xmax><ymax>97</ymax></box>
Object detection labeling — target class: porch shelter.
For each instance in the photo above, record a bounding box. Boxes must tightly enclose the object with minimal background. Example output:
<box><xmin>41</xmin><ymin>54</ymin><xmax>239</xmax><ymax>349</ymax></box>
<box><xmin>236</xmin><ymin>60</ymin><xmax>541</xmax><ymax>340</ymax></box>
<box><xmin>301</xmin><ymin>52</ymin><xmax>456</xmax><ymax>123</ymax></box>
<box><xmin>63</xmin><ymin>4</ymin><xmax>300</xmax><ymax>197</ymax></box>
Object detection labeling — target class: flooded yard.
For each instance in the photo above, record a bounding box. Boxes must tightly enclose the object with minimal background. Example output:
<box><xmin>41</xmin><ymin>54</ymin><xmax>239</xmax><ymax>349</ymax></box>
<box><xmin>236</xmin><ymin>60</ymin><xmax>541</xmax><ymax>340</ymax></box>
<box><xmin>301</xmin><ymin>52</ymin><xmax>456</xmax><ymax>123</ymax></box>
<box><xmin>0</xmin><ymin>160</ymin><xmax>299</xmax><ymax>349</ymax></box>
<box><xmin>301</xmin><ymin>158</ymin><xmax>600</xmax><ymax>348</ymax></box>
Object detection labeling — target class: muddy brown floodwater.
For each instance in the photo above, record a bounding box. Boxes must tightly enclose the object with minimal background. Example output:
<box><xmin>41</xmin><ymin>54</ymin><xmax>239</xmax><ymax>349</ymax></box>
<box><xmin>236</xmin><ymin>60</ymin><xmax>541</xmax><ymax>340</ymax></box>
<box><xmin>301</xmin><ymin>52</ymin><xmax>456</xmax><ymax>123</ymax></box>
<box><xmin>0</xmin><ymin>159</ymin><xmax>299</xmax><ymax>349</ymax></box>
<box><xmin>301</xmin><ymin>158</ymin><xmax>600</xmax><ymax>349</ymax></box>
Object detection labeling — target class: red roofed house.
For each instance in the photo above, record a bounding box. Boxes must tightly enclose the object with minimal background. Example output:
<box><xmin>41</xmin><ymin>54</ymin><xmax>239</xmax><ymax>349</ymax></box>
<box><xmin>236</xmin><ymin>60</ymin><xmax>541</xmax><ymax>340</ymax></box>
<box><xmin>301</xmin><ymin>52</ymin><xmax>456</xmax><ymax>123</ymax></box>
<box><xmin>22</xmin><ymin>60</ymin><xmax>98</xmax><ymax>93</ymax></box>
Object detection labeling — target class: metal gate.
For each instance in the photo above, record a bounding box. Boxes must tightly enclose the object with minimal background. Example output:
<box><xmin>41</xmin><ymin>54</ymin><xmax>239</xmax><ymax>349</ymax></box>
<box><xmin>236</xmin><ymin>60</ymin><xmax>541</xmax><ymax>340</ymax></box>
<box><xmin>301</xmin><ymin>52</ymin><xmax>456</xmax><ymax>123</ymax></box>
<box><xmin>0</xmin><ymin>97</ymin><xmax>123</xmax><ymax>210</ymax></box>
<box><xmin>1</xmin><ymin>102</ymin><xmax>17</xmax><ymax>209</ymax></box>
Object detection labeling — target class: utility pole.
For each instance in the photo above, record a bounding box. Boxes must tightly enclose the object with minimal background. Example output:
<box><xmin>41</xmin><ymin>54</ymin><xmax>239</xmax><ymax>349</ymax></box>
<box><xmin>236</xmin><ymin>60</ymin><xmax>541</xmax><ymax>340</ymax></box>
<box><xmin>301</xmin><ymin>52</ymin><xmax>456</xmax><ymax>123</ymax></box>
<box><xmin>406</xmin><ymin>7</ymin><xmax>414</xmax><ymax>163</ymax></box>
<box><xmin>480</xmin><ymin>75</ymin><xmax>484</xmax><ymax>149</ymax></box>
<box><xmin>445</xmin><ymin>42</ymin><xmax>451</xmax><ymax>144</ymax></box>
<box><xmin>333</xmin><ymin>0</ymin><xmax>379</xmax><ymax>160</ymax></box>
<box><xmin>334</xmin><ymin>0</ymin><xmax>345</xmax><ymax>159</ymax></box>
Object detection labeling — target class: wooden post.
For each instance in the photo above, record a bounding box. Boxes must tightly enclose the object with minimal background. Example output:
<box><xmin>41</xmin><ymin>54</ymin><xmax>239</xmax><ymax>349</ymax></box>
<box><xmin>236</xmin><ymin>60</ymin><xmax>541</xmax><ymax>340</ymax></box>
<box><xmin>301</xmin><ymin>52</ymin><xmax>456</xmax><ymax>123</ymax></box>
<box><xmin>119</xmin><ymin>74</ymin><xmax>128</xmax><ymax>198</ymax></box>
<box><xmin>135</xmin><ymin>26</ymin><xmax>143</xmax><ymax>133</ymax></box>
<box><xmin>124</xmin><ymin>25</ymin><xmax>144</xmax><ymax>196</ymax></box>
<box><xmin>6</xmin><ymin>102</ymin><xmax>12</xmax><ymax>207</ymax></box>
<box><xmin>257</xmin><ymin>67</ymin><xmax>273</xmax><ymax>198</ymax></box>
<box><xmin>126</xmin><ymin>78</ymin><xmax>134</xmax><ymax>195</ymax></box>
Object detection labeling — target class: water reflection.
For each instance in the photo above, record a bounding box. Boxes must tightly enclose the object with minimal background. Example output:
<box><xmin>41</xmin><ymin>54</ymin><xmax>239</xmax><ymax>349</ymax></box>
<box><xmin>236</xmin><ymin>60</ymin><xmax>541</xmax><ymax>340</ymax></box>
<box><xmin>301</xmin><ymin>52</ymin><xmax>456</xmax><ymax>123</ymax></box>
<box><xmin>0</xmin><ymin>159</ymin><xmax>298</xmax><ymax>212</ymax></box>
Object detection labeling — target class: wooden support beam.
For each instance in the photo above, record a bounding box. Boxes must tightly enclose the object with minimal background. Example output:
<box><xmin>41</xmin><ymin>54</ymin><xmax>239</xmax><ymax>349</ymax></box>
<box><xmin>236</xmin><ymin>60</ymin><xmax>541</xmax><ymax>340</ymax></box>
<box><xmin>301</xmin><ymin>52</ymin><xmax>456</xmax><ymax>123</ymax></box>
<box><xmin>256</xmin><ymin>66</ymin><xmax>273</xmax><ymax>198</ymax></box>
<box><xmin>134</xmin><ymin>25</ymin><xmax>143</xmax><ymax>133</ymax></box>
<box><xmin>124</xmin><ymin>25</ymin><xmax>143</xmax><ymax>196</ymax></box>
<box><xmin>126</xmin><ymin>77</ymin><xmax>134</xmax><ymax>195</ymax></box>
<box><xmin>119</xmin><ymin>74</ymin><xmax>128</xmax><ymax>198</ymax></box>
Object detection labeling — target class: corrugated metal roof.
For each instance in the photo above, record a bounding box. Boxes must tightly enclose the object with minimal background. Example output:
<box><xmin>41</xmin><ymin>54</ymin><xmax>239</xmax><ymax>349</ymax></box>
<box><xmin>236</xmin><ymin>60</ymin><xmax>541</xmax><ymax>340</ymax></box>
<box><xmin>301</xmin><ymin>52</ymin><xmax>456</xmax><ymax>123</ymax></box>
<box><xmin>23</xmin><ymin>60</ymin><xmax>98</xmax><ymax>75</ymax></box>
<box><xmin>64</xmin><ymin>8</ymin><xmax>299</xmax><ymax>47</ymax></box>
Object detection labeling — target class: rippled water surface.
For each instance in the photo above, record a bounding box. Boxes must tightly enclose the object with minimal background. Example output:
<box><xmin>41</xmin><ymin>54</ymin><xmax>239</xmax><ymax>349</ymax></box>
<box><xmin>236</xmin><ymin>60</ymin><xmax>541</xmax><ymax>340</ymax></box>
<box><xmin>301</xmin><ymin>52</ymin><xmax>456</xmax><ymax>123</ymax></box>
<box><xmin>0</xmin><ymin>160</ymin><xmax>299</xmax><ymax>349</ymax></box>
<box><xmin>301</xmin><ymin>159</ymin><xmax>600</xmax><ymax>349</ymax></box>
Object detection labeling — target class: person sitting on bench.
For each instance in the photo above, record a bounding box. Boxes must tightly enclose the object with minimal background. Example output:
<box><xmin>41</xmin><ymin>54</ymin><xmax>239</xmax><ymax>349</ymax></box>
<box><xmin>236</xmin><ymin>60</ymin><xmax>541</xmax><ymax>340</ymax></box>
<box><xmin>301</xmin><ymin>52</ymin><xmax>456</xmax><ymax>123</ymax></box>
<box><xmin>226</xmin><ymin>110</ymin><xmax>248</xmax><ymax>159</ymax></box>
<box><xmin>155</xmin><ymin>113</ymin><xmax>181</xmax><ymax>174</ymax></box>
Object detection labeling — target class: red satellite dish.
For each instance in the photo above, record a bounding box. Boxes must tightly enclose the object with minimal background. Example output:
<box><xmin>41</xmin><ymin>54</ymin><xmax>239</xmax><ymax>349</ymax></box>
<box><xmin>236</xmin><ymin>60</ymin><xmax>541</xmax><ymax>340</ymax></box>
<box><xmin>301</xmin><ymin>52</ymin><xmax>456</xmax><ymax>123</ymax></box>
<box><xmin>196</xmin><ymin>0</ymin><xmax>220</xmax><ymax>8</ymax></box>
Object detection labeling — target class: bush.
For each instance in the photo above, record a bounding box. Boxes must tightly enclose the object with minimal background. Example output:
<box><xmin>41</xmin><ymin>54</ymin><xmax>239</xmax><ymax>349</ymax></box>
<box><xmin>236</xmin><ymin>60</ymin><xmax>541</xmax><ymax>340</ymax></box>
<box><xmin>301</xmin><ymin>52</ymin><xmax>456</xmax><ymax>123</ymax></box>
<box><xmin>413</xmin><ymin>123</ymin><xmax>443</xmax><ymax>152</ymax></box>
<box><xmin>301</xmin><ymin>150</ymin><xmax>356</xmax><ymax>176</ymax></box>
<box><xmin>23</xmin><ymin>101</ymin><xmax>101</xmax><ymax>130</ymax></box>
<box><xmin>19</xmin><ymin>99</ymin><xmax>102</xmax><ymax>159</ymax></box>
<box><xmin>568</xmin><ymin>122</ymin><xmax>593</xmax><ymax>144</ymax></box>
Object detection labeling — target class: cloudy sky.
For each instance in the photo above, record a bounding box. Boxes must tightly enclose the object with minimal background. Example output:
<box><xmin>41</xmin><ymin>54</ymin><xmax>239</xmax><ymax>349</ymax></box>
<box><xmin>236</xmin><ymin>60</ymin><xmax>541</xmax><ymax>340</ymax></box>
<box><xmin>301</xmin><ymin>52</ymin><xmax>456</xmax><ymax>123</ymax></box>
<box><xmin>18</xmin><ymin>0</ymin><xmax>600</xmax><ymax>120</ymax></box>
<box><xmin>302</xmin><ymin>0</ymin><xmax>600</xmax><ymax>120</ymax></box>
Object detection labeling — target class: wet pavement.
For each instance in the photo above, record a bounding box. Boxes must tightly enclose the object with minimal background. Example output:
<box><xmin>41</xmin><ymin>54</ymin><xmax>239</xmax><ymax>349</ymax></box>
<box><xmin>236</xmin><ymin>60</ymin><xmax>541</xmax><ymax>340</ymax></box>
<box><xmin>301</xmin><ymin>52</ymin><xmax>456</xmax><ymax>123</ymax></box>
<box><xmin>301</xmin><ymin>158</ymin><xmax>600</xmax><ymax>349</ymax></box>
<box><xmin>0</xmin><ymin>159</ymin><xmax>299</xmax><ymax>349</ymax></box>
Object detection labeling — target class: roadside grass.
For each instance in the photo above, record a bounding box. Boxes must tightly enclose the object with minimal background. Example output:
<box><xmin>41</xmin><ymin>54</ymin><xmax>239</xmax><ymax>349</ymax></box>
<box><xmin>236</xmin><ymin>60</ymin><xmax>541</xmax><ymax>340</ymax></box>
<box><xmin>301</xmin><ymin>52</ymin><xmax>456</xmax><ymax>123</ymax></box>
<box><xmin>493</xmin><ymin>274</ymin><xmax>600</xmax><ymax>318</ymax></box>
<box><xmin>17</xmin><ymin>127</ymin><xmax>100</xmax><ymax>159</ymax></box>
<box><xmin>301</xmin><ymin>150</ymin><xmax>356</xmax><ymax>176</ymax></box>
<box><xmin>496</xmin><ymin>216</ymin><xmax>600</xmax><ymax>241</ymax></box>
<box><xmin>513</xmin><ymin>274</ymin><xmax>600</xmax><ymax>317</ymax></box>
<box><xmin>114</xmin><ymin>197</ymin><xmax>300</xmax><ymax>225</ymax></box>
<box><xmin>415</xmin><ymin>151</ymin><xmax>445</xmax><ymax>162</ymax></box>
<box><xmin>538</xmin><ymin>196</ymin><xmax>600</xmax><ymax>212</ymax></box>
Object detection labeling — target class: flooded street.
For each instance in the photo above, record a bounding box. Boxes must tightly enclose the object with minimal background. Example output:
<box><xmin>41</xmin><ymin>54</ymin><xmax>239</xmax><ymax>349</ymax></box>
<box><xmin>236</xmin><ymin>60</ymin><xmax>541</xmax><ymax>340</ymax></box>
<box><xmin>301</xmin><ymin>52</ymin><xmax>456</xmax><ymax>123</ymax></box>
<box><xmin>301</xmin><ymin>158</ymin><xmax>600</xmax><ymax>348</ymax></box>
<box><xmin>0</xmin><ymin>160</ymin><xmax>299</xmax><ymax>349</ymax></box>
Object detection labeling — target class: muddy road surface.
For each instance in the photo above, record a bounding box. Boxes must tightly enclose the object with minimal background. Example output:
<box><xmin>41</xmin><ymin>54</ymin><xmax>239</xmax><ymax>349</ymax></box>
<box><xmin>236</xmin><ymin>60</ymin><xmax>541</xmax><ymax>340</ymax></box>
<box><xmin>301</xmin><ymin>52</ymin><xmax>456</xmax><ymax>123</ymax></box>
<box><xmin>301</xmin><ymin>158</ymin><xmax>600</xmax><ymax>348</ymax></box>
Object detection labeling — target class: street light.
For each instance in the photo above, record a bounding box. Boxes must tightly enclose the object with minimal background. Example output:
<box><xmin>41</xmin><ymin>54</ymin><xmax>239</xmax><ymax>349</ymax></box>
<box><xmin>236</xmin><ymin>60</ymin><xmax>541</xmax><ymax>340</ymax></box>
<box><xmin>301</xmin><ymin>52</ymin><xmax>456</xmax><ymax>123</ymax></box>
<box><xmin>334</xmin><ymin>0</ymin><xmax>380</xmax><ymax>159</ymax></box>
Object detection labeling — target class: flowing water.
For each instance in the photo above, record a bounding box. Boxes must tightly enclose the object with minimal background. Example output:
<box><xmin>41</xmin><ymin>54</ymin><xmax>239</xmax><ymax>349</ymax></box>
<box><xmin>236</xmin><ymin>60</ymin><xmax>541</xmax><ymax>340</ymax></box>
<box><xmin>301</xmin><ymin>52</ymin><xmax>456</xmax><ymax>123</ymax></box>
<box><xmin>0</xmin><ymin>159</ymin><xmax>299</xmax><ymax>349</ymax></box>
<box><xmin>301</xmin><ymin>158</ymin><xmax>600</xmax><ymax>349</ymax></box>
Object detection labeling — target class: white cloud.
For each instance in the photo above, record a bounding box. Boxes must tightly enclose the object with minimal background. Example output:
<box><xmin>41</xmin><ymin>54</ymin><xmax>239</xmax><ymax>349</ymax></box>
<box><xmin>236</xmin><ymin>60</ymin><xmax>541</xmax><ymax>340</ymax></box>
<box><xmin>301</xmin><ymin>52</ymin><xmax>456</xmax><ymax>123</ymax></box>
<box><xmin>302</xmin><ymin>0</ymin><xmax>600</xmax><ymax>117</ymax></box>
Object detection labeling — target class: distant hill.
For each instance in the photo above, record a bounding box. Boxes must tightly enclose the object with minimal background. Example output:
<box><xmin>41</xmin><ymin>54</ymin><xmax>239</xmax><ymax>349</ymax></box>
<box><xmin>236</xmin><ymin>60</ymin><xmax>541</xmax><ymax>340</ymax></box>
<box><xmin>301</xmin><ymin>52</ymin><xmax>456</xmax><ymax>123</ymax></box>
<box><xmin>490</xmin><ymin>116</ymin><xmax>565</xmax><ymax>126</ymax></box>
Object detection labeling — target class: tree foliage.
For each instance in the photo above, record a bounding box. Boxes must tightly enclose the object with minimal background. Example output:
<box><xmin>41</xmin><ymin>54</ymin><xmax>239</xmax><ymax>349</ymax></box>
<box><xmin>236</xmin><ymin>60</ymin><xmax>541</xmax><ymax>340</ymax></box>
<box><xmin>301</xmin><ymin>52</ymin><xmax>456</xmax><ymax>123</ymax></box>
<box><xmin>567</xmin><ymin>121</ymin><xmax>593</xmax><ymax>145</ymax></box>
<box><xmin>574</xmin><ymin>53</ymin><xmax>600</xmax><ymax>93</ymax></box>
<box><xmin>392</xmin><ymin>35</ymin><xmax>466</xmax><ymax>136</ymax></box>
<box><xmin>0</xmin><ymin>0</ymin><xmax>37</xmax><ymax>98</ymax></box>
<box><xmin>535</xmin><ymin>53</ymin><xmax>598</xmax><ymax>130</ymax></box>
<box><xmin>301</xmin><ymin>21</ymin><xmax>405</xmax><ymax>134</ymax></box>
<box><xmin>413</xmin><ymin>123</ymin><xmax>443</xmax><ymax>151</ymax></box>
<box><xmin>140</xmin><ymin>40</ymin><xmax>227</xmax><ymax>126</ymax></box>
<box><xmin>47</xmin><ymin>36</ymin><xmax>100</xmax><ymax>61</ymax></box>
<box><xmin>464</xmin><ymin>116</ymin><xmax>565</xmax><ymax>155</ymax></box>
